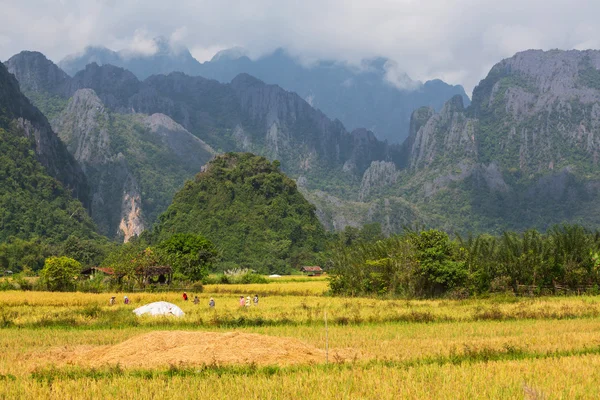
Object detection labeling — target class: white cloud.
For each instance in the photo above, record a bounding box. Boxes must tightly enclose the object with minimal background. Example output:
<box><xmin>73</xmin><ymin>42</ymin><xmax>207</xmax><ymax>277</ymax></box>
<box><xmin>383</xmin><ymin>60</ymin><xmax>422</xmax><ymax>91</ymax></box>
<box><xmin>119</xmin><ymin>29</ymin><xmax>159</xmax><ymax>57</ymax></box>
<box><xmin>1</xmin><ymin>0</ymin><xmax>600</xmax><ymax>93</ymax></box>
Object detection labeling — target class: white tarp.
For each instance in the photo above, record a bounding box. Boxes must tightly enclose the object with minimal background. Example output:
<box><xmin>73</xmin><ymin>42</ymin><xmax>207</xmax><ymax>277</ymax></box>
<box><xmin>133</xmin><ymin>301</ymin><xmax>185</xmax><ymax>317</ymax></box>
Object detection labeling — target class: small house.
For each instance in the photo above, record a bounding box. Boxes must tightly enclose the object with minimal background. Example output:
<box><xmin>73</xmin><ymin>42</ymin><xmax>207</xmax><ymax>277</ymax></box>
<box><xmin>301</xmin><ymin>266</ymin><xmax>323</xmax><ymax>276</ymax></box>
<box><xmin>138</xmin><ymin>265</ymin><xmax>173</xmax><ymax>285</ymax></box>
<box><xmin>81</xmin><ymin>267</ymin><xmax>116</xmax><ymax>278</ymax></box>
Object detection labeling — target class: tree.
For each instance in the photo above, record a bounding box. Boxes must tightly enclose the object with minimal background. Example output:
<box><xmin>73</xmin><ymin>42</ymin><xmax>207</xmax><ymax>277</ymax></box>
<box><xmin>39</xmin><ymin>256</ymin><xmax>81</xmax><ymax>291</ymax></box>
<box><xmin>61</xmin><ymin>235</ymin><xmax>110</xmax><ymax>267</ymax></box>
<box><xmin>410</xmin><ymin>230</ymin><xmax>467</xmax><ymax>296</ymax></box>
<box><xmin>158</xmin><ymin>233</ymin><xmax>218</xmax><ymax>281</ymax></box>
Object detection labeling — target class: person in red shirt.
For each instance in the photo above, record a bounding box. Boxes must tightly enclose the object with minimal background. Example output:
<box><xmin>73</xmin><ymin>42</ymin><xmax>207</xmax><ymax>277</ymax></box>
<box><xmin>183</xmin><ymin>292</ymin><xmax>188</xmax><ymax>301</ymax></box>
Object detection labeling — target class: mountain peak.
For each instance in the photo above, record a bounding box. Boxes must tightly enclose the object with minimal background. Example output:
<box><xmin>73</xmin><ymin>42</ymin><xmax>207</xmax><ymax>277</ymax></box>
<box><xmin>230</xmin><ymin>72</ymin><xmax>265</xmax><ymax>88</ymax></box>
<box><xmin>5</xmin><ymin>51</ymin><xmax>70</xmax><ymax>94</ymax></box>
<box><xmin>210</xmin><ymin>47</ymin><xmax>249</xmax><ymax>62</ymax></box>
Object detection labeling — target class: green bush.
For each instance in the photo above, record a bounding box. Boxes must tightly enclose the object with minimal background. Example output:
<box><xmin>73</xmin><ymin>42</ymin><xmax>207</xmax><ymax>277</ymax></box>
<box><xmin>39</xmin><ymin>256</ymin><xmax>81</xmax><ymax>292</ymax></box>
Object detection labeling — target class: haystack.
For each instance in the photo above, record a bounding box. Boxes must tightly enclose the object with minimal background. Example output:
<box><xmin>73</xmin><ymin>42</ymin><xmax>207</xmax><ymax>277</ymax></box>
<box><xmin>48</xmin><ymin>331</ymin><xmax>352</xmax><ymax>368</ymax></box>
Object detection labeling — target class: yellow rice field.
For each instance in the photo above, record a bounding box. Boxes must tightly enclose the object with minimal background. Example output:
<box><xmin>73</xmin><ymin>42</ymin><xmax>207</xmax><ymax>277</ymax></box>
<box><xmin>2</xmin><ymin>283</ymin><xmax>600</xmax><ymax>399</ymax></box>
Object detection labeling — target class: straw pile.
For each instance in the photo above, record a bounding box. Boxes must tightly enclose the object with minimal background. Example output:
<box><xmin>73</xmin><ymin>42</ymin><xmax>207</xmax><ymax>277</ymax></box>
<box><xmin>53</xmin><ymin>331</ymin><xmax>339</xmax><ymax>368</ymax></box>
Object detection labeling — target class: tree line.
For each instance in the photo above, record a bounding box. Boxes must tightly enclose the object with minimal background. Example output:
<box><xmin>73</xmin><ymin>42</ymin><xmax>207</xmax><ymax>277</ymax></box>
<box><xmin>327</xmin><ymin>224</ymin><xmax>600</xmax><ymax>297</ymax></box>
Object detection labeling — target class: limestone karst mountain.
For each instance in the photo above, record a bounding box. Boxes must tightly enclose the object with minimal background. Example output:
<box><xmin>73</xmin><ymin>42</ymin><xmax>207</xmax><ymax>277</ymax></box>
<box><xmin>59</xmin><ymin>41</ymin><xmax>469</xmax><ymax>143</ymax></box>
<box><xmin>8</xmin><ymin>48</ymin><xmax>600</xmax><ymax>236</ymax></box>
<box><xmin>388</xmin><ymin>49</ymin><xmax>600</xmax><ymax>232</ymax></box>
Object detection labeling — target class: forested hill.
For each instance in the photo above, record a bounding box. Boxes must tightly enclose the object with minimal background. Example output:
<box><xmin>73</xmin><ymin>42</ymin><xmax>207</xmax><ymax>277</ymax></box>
<box><xmin>147</xmin><ymin>153</ymin><xmax>326</xmax><ymax>273</ymax></box>
<box><xmin>0</xmin><ymin>63</ymin><xmax>97</xmax><ymax>242</ymax></box>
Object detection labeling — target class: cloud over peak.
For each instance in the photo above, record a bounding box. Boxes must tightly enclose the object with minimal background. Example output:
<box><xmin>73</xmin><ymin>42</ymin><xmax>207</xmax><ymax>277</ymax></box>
<box><xmin>2</xmin><ymin>0</ymin><xmax>600</xmax><ymax>93</ymax></box>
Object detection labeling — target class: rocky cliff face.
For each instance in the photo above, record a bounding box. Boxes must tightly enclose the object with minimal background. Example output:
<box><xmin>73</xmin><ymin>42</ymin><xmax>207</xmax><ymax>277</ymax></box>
<box><xmin>0</xmin><ymin>62</ymin><xmax>89</xmax><ymax>206</ymax></box>
<box><xmin>229</xmin><ymin>74</ymin><xmax>394</xmax><ymax>176</ymax></box>
<box><xmin>394</xmin><ymin>49</ymin><xmax>600</xmax><ymax>232</ymax></box>
<box><xmin>471</xmin><ymin>50</ymin><xmax>600</xmax><ymax>173</ymax></box>
<box><xmin>5</xmin><ymin>51</ymin><xmax>71</xmax><ymax>96</ymax></box>
<box><xmin>53</xmin><ymin>88</ymin><xmax>215</xmax><ymax>240</ymax></box>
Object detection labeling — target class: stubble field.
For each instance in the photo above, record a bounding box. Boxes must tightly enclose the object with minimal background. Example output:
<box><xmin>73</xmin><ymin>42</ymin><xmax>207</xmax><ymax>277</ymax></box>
<box><xmin>2</xmin><ymin>279</ymin><xmax>600</xmax><ymax>399</ymax></box>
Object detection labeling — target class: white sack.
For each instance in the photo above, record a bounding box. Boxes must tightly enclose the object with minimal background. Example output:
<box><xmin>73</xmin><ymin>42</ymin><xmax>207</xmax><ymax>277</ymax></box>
<box><xmin>133</xmin><ymin>301</ymin><xmax>185</xmax><ymax>317</ymax></box>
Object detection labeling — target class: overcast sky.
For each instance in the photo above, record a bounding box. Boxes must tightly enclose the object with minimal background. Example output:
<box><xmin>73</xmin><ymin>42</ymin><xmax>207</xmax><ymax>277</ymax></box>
<box><xmin>1</xmin><ymin>0</ymin><xmax>600</xmax><ymax>93</ymax></box>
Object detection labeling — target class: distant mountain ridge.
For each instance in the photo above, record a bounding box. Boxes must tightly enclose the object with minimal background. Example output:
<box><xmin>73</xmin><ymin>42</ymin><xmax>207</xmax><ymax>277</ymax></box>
<box><xmin>7</xmin><ymin>51</ymin><xmax>406</xmax><ymax>236</ymax></box>
<box><xmin>58</xmin><ymin>39</ymin><xmax>469</xmax><ymax>143</ymax></box>
<box><xmin>9</xmin><ymin>48</ymin><xmax>600</xmax><ymax>237</ymax></box>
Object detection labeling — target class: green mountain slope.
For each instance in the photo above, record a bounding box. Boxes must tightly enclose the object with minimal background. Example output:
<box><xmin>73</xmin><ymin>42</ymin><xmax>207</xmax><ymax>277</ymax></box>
<box><xmin>0</xmin><ymin>127</ymin><xmax>96</xmax><ymax>242</ymax></box>
<box><xmin>148</xmin><ymin>153</ymin><xmax>326</xmax><ymax>272</ymax></box>
<box><xmin>0</xmin><ymin>63</ymin><xmax>97</xmax><ymax>242</ymax></box>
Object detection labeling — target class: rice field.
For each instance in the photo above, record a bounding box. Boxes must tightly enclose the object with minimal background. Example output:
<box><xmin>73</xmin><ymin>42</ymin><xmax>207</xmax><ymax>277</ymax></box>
<box><xmin>2</xmin><ymin>283</ymin><xmax>600</xmax><ymax>399</ymax></box>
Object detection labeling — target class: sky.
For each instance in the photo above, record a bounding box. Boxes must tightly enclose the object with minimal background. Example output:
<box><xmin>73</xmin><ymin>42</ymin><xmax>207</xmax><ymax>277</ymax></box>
<box><xmin>1</xmin><ymin>0</ymin><xmax>600</xmax><ymax>93</ymax></box>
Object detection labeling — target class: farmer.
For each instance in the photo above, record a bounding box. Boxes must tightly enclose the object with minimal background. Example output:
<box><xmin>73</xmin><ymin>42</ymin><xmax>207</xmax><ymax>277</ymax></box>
<box><xmin>193</xmin><ymin>295</ymin><xmax>199</xmax><ymax>305</ymax></box>
<box><xmin>245</xmin><ymin>296</ymin><xmax>251</xmax><ymax>307</ymax></box>
<box><xmin>124</xmin><ymin>296</ymin><xmax>129</xmax><ymax>305</ymax></box>
<box><xmin>239</xmin><ymin>296</ymin><xmax>245</xmax><ymax>307</ymax></box>
<box><xmin>209</xmin><ymin>298</ymin><xmax>215</xmax><ymax>308</ymax></box>
<box><xmin>183</xmin><ymin>292</ymin><xmax>188</xmax><ymax>301</ymax></box>
<box><xmin>109</xmin><ymin>296</ymin><xmax>116</xmax><ymax>306</ymax></box>
<box><xmin>253</xmin><ymin>294</ymin><xmax>259</xmax><ymax>306</ymax></box>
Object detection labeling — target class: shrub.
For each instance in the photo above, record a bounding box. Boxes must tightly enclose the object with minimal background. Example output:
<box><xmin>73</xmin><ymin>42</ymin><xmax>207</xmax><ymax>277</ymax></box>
<box><xmin>39</xmin><ymin>257</ymin><xmax>81</xmax><ymax>292</ymax></box>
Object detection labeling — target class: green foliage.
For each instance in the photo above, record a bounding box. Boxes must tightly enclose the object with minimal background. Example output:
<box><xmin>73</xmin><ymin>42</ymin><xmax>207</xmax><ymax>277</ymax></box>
<box><xmin>158</xmin><ymin>233</ymin><xmax>217</xmax><ymax>281</ymax></box>
<box><xmin>61</xmin><ymin>235</ymin><xmax>113</xmax><ymax>267</ymax></box>
<box><xmin>329</xmin><ymin>224</ymin><xmax>600</xmax><ymax>298</ymax></box>
<box><xmin>577</xmin><ymin>57</ymin><xmax>600</xmax><ymax>90</ymax></box>
<box><xmin>21</xmin><ymin>90</ymin><xmax>68</xmax><ymax>121</ymax></box>
<box><xmin>148</xmin><ymin>153</ymin><xmax>326</xmax><ymax>274</ymax></box>
<box><xmin>100</xmin><ymin>241</ymin><xmax>163</xmax><ymax>287</ymax></box>
<box><xmin>0</xmin><ymin>238</ymin><xmax>50</xmax><ymax>273</ymax></box>
<box><xmin>0</xmin><ymin>127</ymin><xmax>98</xmax><ymax>243</ymax></box>
<box><xmin>335</xmin><ymin>223</ymin><xmax>385</xmax><ymax>246</ymax></box>
<box><xmin>39</xmin><ymin>256</ymin><xmax>82</xmax><ymax>291</ymax></box>
<box><xmin>410</xmin><ymin>230</ymin><xmax>467</xmax><ymax>296</ymax></box>
<box><xmin>328</xmin><ymin>236</ymin><xmax>417</xmax><ymax>296</ymax></box>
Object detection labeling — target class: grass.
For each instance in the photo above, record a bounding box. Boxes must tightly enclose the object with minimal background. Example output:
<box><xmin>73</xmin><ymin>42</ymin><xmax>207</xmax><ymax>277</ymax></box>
<box><xmin>2</xmin><ymin>284</ymin><xmax>600</xmax><ymax>398</ymax></box>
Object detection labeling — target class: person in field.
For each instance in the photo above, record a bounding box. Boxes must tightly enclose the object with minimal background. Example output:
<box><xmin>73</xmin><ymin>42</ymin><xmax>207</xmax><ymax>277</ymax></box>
<box><xmin>239</xmin><ymin>296</ymin><xmax>245</xmax><ymax>307</ymax></box>
<box><xmin>253</xmin><ymin>294</ymin><xmax>259</xmax><ymax>306</ymax></box>
<box><xmin>109</xmin><ymin>296</ymin><xmax>116</xmax><ymax>306</ymax></box>
<box><xmin>183</xmin><ymin>292</ymin><xmax>188</xmax><ymax>301</ymax></box>
<box><xmin>193</xmin><ymin>296</ymin><xmax>199</xmax><ymax>305</ymax></box>
<box><xmin>209</xmin><ymin>298</ymin><xmax>215</xmax><ymax>308</ymax></box>
<box><xmin>245</xmin><ymin>296</ymin><xmax>251</xmax><ymax>307</ymax></box>
<box><xmin>124</xmin><ymin>296</ymin><xmax>129</xmax><ymax>304</ymax></box>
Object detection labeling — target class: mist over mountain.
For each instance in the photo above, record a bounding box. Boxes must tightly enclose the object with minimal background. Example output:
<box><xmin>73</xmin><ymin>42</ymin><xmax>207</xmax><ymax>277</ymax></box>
<box><xmin>59</xmin><ymin>39</ymin><xmax>469</xmax><ymax>143</ymax></box>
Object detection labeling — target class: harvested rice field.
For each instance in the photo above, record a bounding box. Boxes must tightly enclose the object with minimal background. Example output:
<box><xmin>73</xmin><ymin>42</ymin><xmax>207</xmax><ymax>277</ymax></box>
<box><xmin>2</xmin><ymin>286</ymin><xmax>600</xmax><ymax>399</ymax></box>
